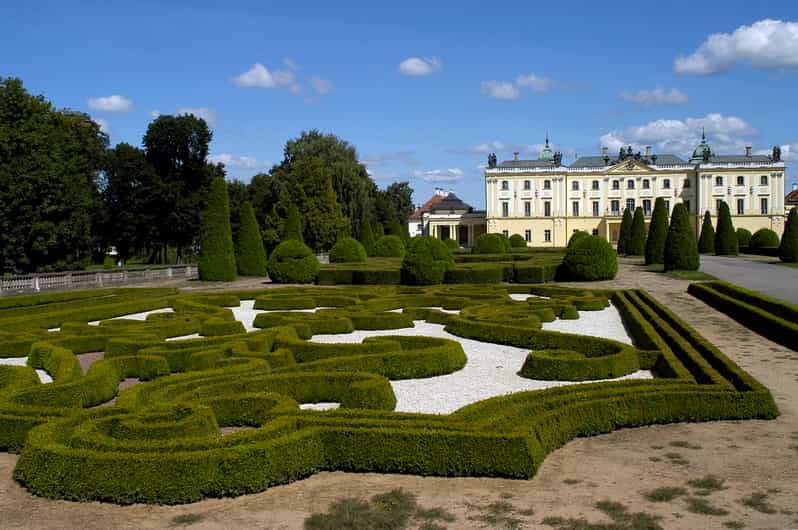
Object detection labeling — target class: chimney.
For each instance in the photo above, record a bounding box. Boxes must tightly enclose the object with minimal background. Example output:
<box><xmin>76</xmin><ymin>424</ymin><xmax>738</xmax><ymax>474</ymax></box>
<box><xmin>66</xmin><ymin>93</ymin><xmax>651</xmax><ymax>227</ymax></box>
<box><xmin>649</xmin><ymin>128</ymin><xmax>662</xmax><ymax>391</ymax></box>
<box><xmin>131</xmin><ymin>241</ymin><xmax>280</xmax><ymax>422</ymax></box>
<box><xmin>645</xmin><ymin>146</ymin><xmax>652</xmax><ymax>157</ymax></box>
<box><xmin>745</xmin><ymin>146</ymin><xmax>752</xmax><ymax>157</ymax></box>
<box><xmin>513</xmin><ymin>151</ymin><xmax>520</xmax><ymax>161</ymax></box>
<box><xmin>601</xmin><ymin>146</ymin><xmax>608</xmax><ymax>156</ymax></box>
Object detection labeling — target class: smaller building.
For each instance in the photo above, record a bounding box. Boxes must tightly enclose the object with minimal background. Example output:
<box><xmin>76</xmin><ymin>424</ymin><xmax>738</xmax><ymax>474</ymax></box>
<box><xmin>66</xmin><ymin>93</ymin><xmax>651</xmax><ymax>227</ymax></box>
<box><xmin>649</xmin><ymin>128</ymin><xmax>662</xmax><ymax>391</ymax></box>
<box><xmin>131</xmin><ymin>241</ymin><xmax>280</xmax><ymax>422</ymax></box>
<box><xmin>407</xmin><ymin>188</ymin><xmax>486</xmax><ymax>246</ymax></box>
<box><xmin>787</xmin><ymin>183</ymin><xmax>798</xmax><ymax>213</ymax></box>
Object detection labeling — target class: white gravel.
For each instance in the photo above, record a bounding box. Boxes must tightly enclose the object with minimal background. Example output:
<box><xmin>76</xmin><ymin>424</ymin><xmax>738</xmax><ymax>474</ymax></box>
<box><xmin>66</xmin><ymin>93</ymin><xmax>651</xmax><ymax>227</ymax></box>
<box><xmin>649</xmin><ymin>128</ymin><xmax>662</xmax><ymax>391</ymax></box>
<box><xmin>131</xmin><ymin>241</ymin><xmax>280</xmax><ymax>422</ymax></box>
<box><xmin>299</xmin><ymin>402</ymin><xmax>340</xmax><ymax>411</ymax></box>
<box><xmin>0</xmin><ymin>357</ymin><xmax>53</xmax><ymax>384</ymax></box>
<box><xmin>509</xmin><ymin>293</ymin><xmax>550</xmax><ymax>301</ymax></box>
<box><xmin>229</xmin><ymin>300</ymin><xmax>331</xmax><ymax>332</ymax></box>
<box><xmin>88</xmin><ymin>307</ymin><xmax>174</xmax><ymax>326</ymax></box>
<box><xmin>542</xmin><ymin>304</ymin><xmax>633</xmax><ymax>345</ymax></box>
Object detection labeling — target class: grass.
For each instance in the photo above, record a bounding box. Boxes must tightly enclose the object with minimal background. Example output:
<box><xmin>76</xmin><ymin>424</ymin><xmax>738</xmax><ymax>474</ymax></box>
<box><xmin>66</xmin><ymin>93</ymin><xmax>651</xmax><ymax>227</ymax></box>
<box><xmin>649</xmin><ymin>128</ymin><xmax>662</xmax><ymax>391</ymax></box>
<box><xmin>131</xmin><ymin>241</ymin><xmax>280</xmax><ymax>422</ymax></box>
<box><xmin>563</xmin><ymin>478</ymin><xmax>582</xmax><ymax>485</ymax></box>
<box><xmin>663</xmin><ymin>452</ymin><xmax>690</xmax><ymax>466</ymax></box>
<box><xmin>170</xmin><ymin>513</ymin><xmax>205</xmax><ymax>526</ymax></box>
<box><xmin>643</xmin><ymin>486</ymin><xmax>687</xmax><ymax>502</ymax></box>
<box><xmin>669</xmin><ymin>440</ymin><xmax>702</xmax><ymax>450</ymax></box>
<box><xmin>723</xmin><ymin>522</ymin><xmax>745</xmax><ymax>529</ymax></box>
<box><xmin>740</xmin><ymin>492</ymin><xmax>777</xmax><ymax>514</ymax></box>
<box><xmin>687</xmin><ymin>475</ymin><xmax>726</xmax><ymax>494</ymax></box>
<box><xmin>686</xmin><ymin>497</ymin><xmax>730</xmax><ymax>516</ymax></box>
<box><xmin>466</xmin><ymin>500</ymin><xmax>524</xmax><ymax>529</ymax></box>
<box><xmin>541</xmin><ymin>500</ymin><xmax>663</xmax><ymax>530</ymax></box>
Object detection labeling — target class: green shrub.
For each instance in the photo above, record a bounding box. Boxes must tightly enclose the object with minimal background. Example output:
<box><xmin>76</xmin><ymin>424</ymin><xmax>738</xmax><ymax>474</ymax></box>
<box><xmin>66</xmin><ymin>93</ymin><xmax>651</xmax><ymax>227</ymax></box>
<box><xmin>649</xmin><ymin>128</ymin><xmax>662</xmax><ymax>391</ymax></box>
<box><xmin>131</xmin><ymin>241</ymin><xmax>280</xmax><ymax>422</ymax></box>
<box><xmin>780</xmin><ymin>207</ymin><xmax>798</xmax><ymax>263</ymax></box>
<box><xmin>235</xmin><ymin>201</ymin><xmax>267</xmax><ymax>277</ymax></box>
<box><xmin>617</xmin><ymin>208</ymin><xmax>633</xmax><ymax>255</ymax></box>
<box><xmin>735</xmin><ymin>228</ymin><xmax>752</xmax><ymax>248</ymax></box>
<box><xmin>201</xmin><ymin>319</ymin><xmax>245</xmax><ymax>337</ymax></box>
<box><xmin>401</xmin><ymin>236</ymin><xmax>454</xmax><ymax>285</ymax></box>
<box><xmin>329</xmin><ymin>237</ymin><xmax>367</xmax><ymax>263</ymax></box>
<box><xmin>714</xmin><ymin>201</ymin><xmax>738</xmax><ymax>256</ymax></box>
<box><xmin>645</xmin><ymin>197</ymin><xmax>669</xmax><ymax>265</ymax></box>
<box><xmin>373</xmin><ymin>236</ymin><xmax>405</xmax><ymax>258</ymax></box>
<box><xmin>444</xmin><ymin>263</ymin><xmax>503</xmax><ymax>284</ymax></box>
<box><xmin>562</xmin><ymin>235</ymin><xmax>617</xmax><ymax>281</ymax></box>
<box><xmin>443</xmin><ymin>238</ymin><xmax>460</xmax><ymax>250</ymax></box>
<box><xmin>749</xmin><ymin>228</ymin><xmax>779</xmax><ymax>250</ymax></box>
<box><xmin>360</xmin><ymin>223</ymin><xmax>377</xmax><ymax>257</ymax></box>
<box><xmin>282</xmin><ymin>203</ymin><xmax>304</xmax><ymax>243</ymax></box>
<box><xmin>518</xmin><ymin>348</ymin><xmax>639</xmax><ymax>381</ymax></box>
<box><xmin>267</xmin><ymin>240</ymin><xmax>320</xmax><ymax>284</ymax></box>
<box><xmin>627</xmin><ymin>207</ymin><xmax>646</xmax><ymax>256</ymax></box>
<box><xmin>567</xmin><ymin>231</ymin><xmax>589</xmax><ymax>248</ymax></box>
<box><xmin>509</xmin><ymin>234</ymin><xmax>527</xmax><ymax>248</ymax></box>
<box><xmin>698</xmin><ymin>211</ymin><xmax>715</xmax><ymax>254</ymax></box>
<box><xmin>198</xmin><ymin>177</ymin><xmax>237</xmax><ymax>281</ymax></box>
<box><xmin>665</xmin><ymin>204</ymin><xmax>699</xmax><ymax>271</ymax></box>
<box><xmin>473</xmin><ymin>233</ymin><xmax>507</xmax><ymax>254</ymax></box>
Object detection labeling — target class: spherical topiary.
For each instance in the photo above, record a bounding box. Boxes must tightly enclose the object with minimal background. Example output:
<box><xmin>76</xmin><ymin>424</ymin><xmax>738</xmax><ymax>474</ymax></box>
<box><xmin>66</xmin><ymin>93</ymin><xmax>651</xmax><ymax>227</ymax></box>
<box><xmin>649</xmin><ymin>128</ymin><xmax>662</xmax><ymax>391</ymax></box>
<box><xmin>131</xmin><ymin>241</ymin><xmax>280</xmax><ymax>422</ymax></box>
<box><xmin>748</xmin><ymin>228</ymin><xmax>779</xmax><ymax>250</ymax></box>
<box><xmin>714</xmin><ymin>201</ymin><xmax>738</xmax><ymax>256</ymax></box>
<box><xmin>509</xmin><ymin>234</ymin><xmax>527</xmax><ymax>248</ymax></box>
<box><xmin>500</xmin><ymin>233</ymin><xmax>512</xmax><ymax>252</ymax></box>
<box><xmin>443</xmin><ymin>238</ymin><xmax>460</xmax><ymax>250</ymax></box>
<box><xmin>567</xmin><ymin>231</ymin><xmax>590</xmax><ymax>248</ymax></box>
<box><xmin>266</xmin><ymin>240</ymin><xmax>320</xmax><ymax>283</ymax></box>
<box><xmin>235</xmin><ymin>201</ymin><xmax>268</xmax><ymax>277</ymax></box>
<box><xmin>644</xmin><ymin>197</ymin><xmax>668</xmax><ymax>265</ymax></box>
<box><xmin>617</xmin><ymin>208</ymin><xmax>633</xmax><ymax>255</ymax></box>
<box><xmin>198</xmin><ymin>176</ymin><xmax>237</xmax><ymax>281</ymax></box>
<box><xmin>698</xmin><ymin>211</ymin><xmax>715</xmax><ymax>254</ymax></box>
<box><xmin>562</xmin><ymin>235</ymin><xmax>617</xmax><ymax>281</ymax></box>
<box><xmin>472</xmin><ymin>233</ymin><xmax>507</xmax><ymax>254</ymax></box>
<box><xmin>401</xmin><ymin>236</ymin><xmax>454</xmax><ymax>285</ymax></box>
<box><xmin>780</xmin><ymin>207</ymin><xmax>798</xmax><ymax>262</ymax></box>
<box><xmin>664</xmin><ymin>203</ymin><xmax>699</xmax><ymax>271</ymax></box>
<box><xmin>736</xmin><ymin>228</ymin><xmax>752</xmax><ymax>248</ymax></box>
<box><xmin>627</xmin><ymin>207</ymin><xmax>647</xmax><ymax>256</ymax></box>
<box><xmin>373</xmin><ymin>235</ymin><xmax>406</xmax><ymax>258</ymax></box>
<box><xmin>329</xmin><ymin>237</ymin><xmax>367</xmax><ymax>263</ymax></box>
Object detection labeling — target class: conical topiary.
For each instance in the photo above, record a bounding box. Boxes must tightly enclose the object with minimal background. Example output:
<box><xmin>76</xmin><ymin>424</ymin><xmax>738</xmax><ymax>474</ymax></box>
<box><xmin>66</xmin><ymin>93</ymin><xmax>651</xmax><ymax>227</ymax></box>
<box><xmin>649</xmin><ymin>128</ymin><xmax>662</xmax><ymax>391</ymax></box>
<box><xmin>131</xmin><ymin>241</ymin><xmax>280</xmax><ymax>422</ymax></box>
<box><xmin>627</xmin><ymin>207</ymin><xmax>647</xmax><ymax>256</ymax></box>
<box><xmin>199</xmin><ymin>177</ymin><xmax>237</xmax><ymax>281</ymax></box>
<box><xmin>360</xmin><ymin>222</ymin><xmax>376</xmax><ymax>257</ymax></box>
<box><xmin>617</xmin><ymin>208</ymin><xmax>633</xmax><ymax>255</ymax></box>
<box><xmin>714</xmin><ymin>201</ymin><xmax>738</xmax><ymax>256</ymax></box>
<box><xmin>235</xmin><ymin>201</ymin><xmax>267</xmax><ymax>276</ymax></box>
<box><xmin>780</xmin><ymin>207</ymin><xmax>798</xmax><ymax>263</ymax></box>
<box><xmin>282</xmin><ymin>203</ymin><xmax>304</xmax><ymax>243</ymax></box>
<box><xmin>664</xmin><ymin>203</ymin><xmax>699</xmax><ymax>271</ymax></box>
<box><xmin>698</xmin><ymin>211</ymin><xmax>715</xmax><ymax>254</ymax></box>
<box><xmin>645</xmin><ymin>197</ymin><xmax>668</xmax><ymax>265</ymax></box>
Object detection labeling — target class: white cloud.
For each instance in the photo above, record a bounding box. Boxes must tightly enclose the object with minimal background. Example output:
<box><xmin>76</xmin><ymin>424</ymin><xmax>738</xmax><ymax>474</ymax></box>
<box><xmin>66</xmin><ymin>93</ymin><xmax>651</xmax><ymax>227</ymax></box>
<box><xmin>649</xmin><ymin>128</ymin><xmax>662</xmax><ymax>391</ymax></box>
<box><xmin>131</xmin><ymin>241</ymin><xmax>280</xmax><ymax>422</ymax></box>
<box><xmin>515</xmin><ymin>73</ymin><xmax>556</xmax><ymax>92</ymax></box>
<box><xmin>234</xmin><ymin>62</ymin><xmax>302</xmax><ymax>93</ymax></box>
<box><xmin>398</xmin><ymin>56</ymin><xmax>442</xmax><ymax>76</ymax></box>
<box><xmin>480</xmin><ymin>81</ymin><xmax>520</xmax><ymax>100</ymax></box>
<box><xmin>599</xmin><ymin>113</ymin><xmax>757</xmax><ymax>156</ymax></box>
<box><xmin>283</xmin><ymin>57</ymin><xmax>300</xmax><ymax>71</ymax></box>
<box><xmin>88</xmin><ymin>95</ymin><xmax>133</xmax><ymax>113</ymax></box>
<box><xmin>149</xmin><ymin>109</ymin><xmax>160</xmax><ymax>119</ymax></box>
<box><xmin>176</xmin><ymin>107</ymin><xmax>216</xmax><ymax>126</ymax></box>
<box><xmin>311</xmin><ymin>77</ymin><xmax>334</xmax><ymax>95</ymax></box>
<box><xmin>209</xmin><ymin>153</ymin><xmax>267</xmax><ymax>170</ymax></box>
<box><xmin>413</xmin><ymin>168</ymin><xmax>464</xmax><ymax>182</ymax></box>
<box><xmin>675</xmin><ymin>19</ymin><xmax>798</xmax><ymax>75</ymax></box>
<box><xmin>619</xmin><ymin>86</ymin><xmax>688</xmax><ymax>105</ymax></box>
<box><xmin>756</xmin><ymin>143</ymin><xmax>798</xmax><ymax>162</ymax></box>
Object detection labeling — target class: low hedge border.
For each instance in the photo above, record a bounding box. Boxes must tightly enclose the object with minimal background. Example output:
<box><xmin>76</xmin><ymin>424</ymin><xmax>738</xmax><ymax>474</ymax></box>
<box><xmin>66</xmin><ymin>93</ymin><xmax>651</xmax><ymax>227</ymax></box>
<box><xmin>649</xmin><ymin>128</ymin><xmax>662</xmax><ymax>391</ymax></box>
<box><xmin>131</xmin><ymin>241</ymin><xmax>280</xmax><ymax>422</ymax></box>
<box><xmin>518</xmin><ymin>348</ymin><xmax>639</xmax><ymax>381</ymax></box>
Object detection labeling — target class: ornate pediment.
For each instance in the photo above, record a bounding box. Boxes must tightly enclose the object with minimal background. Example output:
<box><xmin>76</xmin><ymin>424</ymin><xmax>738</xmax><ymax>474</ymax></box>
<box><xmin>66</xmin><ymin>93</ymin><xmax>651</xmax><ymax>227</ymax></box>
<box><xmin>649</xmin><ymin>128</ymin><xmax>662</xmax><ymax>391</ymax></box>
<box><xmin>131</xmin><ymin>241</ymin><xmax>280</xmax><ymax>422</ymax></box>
<box><xmin>607</xmin><ymin>159</ymin><xmax>653</xmax><ymax>173</ymax></box>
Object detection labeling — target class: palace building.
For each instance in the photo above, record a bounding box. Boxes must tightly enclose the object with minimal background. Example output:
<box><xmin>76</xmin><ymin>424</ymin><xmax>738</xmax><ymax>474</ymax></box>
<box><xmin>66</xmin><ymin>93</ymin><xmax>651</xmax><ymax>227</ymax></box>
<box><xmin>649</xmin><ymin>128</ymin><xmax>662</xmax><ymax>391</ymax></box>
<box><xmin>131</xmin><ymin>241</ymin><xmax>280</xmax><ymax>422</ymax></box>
<box><xmin>417</xmin><ymin>133</ymin><xmax>787</xmax><ymax>248</ymax></box>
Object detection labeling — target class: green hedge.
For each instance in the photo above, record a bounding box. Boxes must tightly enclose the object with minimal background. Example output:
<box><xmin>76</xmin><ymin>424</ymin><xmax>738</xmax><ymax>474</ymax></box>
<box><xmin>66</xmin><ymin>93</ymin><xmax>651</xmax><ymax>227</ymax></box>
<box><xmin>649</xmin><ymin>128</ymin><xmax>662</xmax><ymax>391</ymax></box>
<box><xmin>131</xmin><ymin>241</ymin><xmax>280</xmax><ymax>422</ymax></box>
<box><xmin>329</xmin><ymin>237</ymin><xmax>368</xmax><ymax>263</ymax></box>
<box><xmin>267</xmin><ymin>240</ymin><xmax>320</xmax><ymax>284</ymax></box>
<box><xmin>749</xmin><ymin>228</ymin><xmax>779</xmax><ymax>250</ymax></box>
<box><xmin>518</xmin><ymin>348</ymin><xmax>639</xmax><ymax>381</ymax></box>
<box><xmin>472</xmin><ymin>233</ymin><xmax>508</xmax><ymax>254</ymax></box>
<box><xmin>401</xmin><ymin>237</ymin><xmax>454</xmax><ymax>285</ymax></box>
<box><xmin>373</xmin><ymin>235</ymin><xmax>405</xmax><ymax>258</ymax></box>
<box><xmin>562</xmin><ymin>235</ymin><xmax>617</xmax><ymax>280</ymax></box>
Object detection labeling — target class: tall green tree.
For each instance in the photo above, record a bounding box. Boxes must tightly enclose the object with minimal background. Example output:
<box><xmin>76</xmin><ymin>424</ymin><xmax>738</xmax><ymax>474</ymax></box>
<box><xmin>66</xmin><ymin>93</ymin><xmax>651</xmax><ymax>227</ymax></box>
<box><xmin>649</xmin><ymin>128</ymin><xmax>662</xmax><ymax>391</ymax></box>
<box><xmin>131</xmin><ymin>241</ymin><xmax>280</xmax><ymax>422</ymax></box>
<box><xmin>376</xmin><ymin>182</ymin><xmax>414</xmax><ymax>229</ymax></box>
<box><xmin>714</xmin><ymin>201</ymin><xmax>738</xmax><ymax>256</ymax></box>
<box><xmin>644</xmin><ymin>197</ymin><xmax>668</xmax><ymax>265</ymax></box>
<box><xmin>617</xmin><ymin>208</ymin><xmax>633</xmax><ymax>255</ymax></box>
<box><xmin>698</xmin><ymin>211</ymin><xmax>715</xmax><ymax>253</ymax></box>
<box><xmin>0</xmin><ymin>77</ymin><xmax>108</xmax><ymax>273</ymax></box>
<box><xmin>359</xmin><ymin>222</ymin><xmax>377</xmax><ymax>256</ymax></box>
<box><xmin>227</xmin><ymin>179</ymin><xmax>249</xmax><ymax>245</ymax></box>
<box><xmin>664</xmin><ymin>203</ymin><xmax>699</xmax><ymax>271</ymax></box>
<box><xmin>198</xmin><ymin>177</ymin><xmax>237</xmax><ymax>281</ymax></box>
<box><xmin>282</xmin><ymin>203</ymin><xmax>304</xmax><ymax>243</ymax></box>
<box><xmin>627</xmin><ymin>207</ymin><xmax>647</xmax><ymax>256</ymax></box>
<box><xmin>780</xmin><ymin>207</ymin><xmax>798</xmax><ymax>263</ymax></box>
<box><xmin>235</xmin><ymin>201</ymin><xmax>267</xmax><ymax>276</ymax></box>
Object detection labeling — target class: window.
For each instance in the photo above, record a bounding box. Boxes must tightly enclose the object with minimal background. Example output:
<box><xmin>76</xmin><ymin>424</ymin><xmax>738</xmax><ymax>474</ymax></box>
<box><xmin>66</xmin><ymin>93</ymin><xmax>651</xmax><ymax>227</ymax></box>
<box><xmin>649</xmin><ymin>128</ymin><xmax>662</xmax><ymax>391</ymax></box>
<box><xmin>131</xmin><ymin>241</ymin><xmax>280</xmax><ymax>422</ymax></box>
<box><xmin>642</xmin><ymin>179</ymin><xmax>650</xmax><ymax>189</ymax></box>
<box><xmin>592</xmin><ymin>201</ymin><xmax>600</xmax><ymax>217</ymax></box>
<box><xmin>737</xmin><ymin>198</ymin><xmax>744</xmax><ymax>215</ymax></box>
<box><xmin>716</xmin><ymin>199</ymin><xmax>724</xmax><ymax>213</ymax></box>
<box><xmin>626</xmin><ymin>198</ymin><xmax>635</xmax><ymax>212</ymax></box>
<box><xmin>592</xmin><ymin>229</ymin><xmax>599</xmax><ymax>236</ymax></box>
<box><xmin>543</xmin><ymin>180</ymin><xmax>551</xmax><ymax>190</ymax></box>
<box><xmin>737</xmin><ymin>176</ymin><xmax>745</xmax><ymax>186</ymax></box>
<box><xmin>643</xmin><ymin>199</ymin><xmax>652</xmax><ymax>215</ymax></box>
<box><xmin>592</xmin><ymin>180</ymin><xmax>600</xmax><ymax>190</ymax></box>
<box><xmin>524</xmin><ymin>229</ymin><xmax>531</xmax><ymax>242</ymax></box>
<box><xmin>523</xmin><ymin>180</ymin><xmax>531</xmax><ymax>190</ymax></box>
<box><xmin>715</xmin><ymin>176</ymin><xmax>723</xmax><ymax>186</ymax></box>
<box><xmin>501</xmin><ymin>202</ymin><xmax>509</xmax><ymax>217</ymax></box>
<box><xmin>612</xmin><ymin>180</ymin><xmax>620</xmax><ymax>190</ymax></box>
<box><xmin>663</xmin><ymin>179</ymin><xmax>671</xmax><ymax>189</ymax></box>
<box><xmin>572</xmin><ymin>181</ymin><xmax>579</xmax><ymax>191</ymax></box>
<box><xmin>544</xmin><ymin>229</ymin><xmax>551</xmax><ymax>242</ymax></box>
<box><xmin>524</xmin><ymin>201</ymin><xmax>531</xmax><ymax>216</ymax></box>
<box><xmin>627</xmin><ymin>179</ymin><xmax>635</xmax><ymax>189</ymax></box>
<box><xmin>683</xmin><ymin>200</ymin><xmax>690</xmax><ymax>213</ymax></box>
<box><xmin>502</xmin><ymin>230</ymin><xmax>509</xmax><ymax>238</ymax></box>
<box><xmin>761</xmin><ymin>198</ymin><xmax>768</xmax><ymax>215</ymax></box>
<box><xmin>610</xmin><ymin>200</ymin><xmax>620</xmax><ymax>216</ymax></box>
<box><xmin>683</xmin><ymin>178</ymin><xmax>691</xmax><ymax>188</ymax></box>
<box><xmin>544</xmin><ymin>201</ymin><xmax>551</xmax><ymax>217</ymax></box>
<box><xmin>572</xmin><ymin>201</ymin><xmax>579</xmax><ymax>217</ymax></box>
<box><xmin>760</xmin><ymin>175</ymin><xmax>768</xmax><ymax>186</ymax></box>
<box><xmin>501</xmin><ymin>180</ymin><xmax>509</xmax><ymax>190</ymax></box>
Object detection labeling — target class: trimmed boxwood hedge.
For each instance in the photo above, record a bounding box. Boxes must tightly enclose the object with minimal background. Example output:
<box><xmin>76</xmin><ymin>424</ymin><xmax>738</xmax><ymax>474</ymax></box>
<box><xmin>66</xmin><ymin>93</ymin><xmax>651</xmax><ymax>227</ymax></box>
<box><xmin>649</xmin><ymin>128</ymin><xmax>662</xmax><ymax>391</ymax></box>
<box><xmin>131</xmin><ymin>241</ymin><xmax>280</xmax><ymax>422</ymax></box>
<box><xmin>401</xmin><ymin>237</ymin><xmax>454</xmax><ymax>285</ymax></box>
<box><xmin>749</xmin><ymin>228</ymin><xmax>779</xmax><ymax>250</ymax></box>
<box><xmin>472</xmin><ymin>233</ymin><xmax>507</xmax><ymax>254</ymax></box>
<box><xmin>373</xmin><ymin>235</ymin><xmax>405</xmax><ymax>258</ymax></box>
<box><xmin>509</xmin><ymin>234</ymin><xmax>527</xmax><ymax>248</ymax></box>
<box><xmin>267</xmin><ymin>240</ymin><xmax>320</xmax><ymax>284</ymax></box>
<box><xmin>562</xmin><ymin>235</ymin><xmax>617</xmax><ymax>281</ymax></box>
<box><xmin>518</xmin><ymin>348</ymin><xmax>639</xmax><ymax>381</ymax></box>
<box><xmin>329</xmin><ymin>237</ymin><xmax>368</xmax><ymax>263</ymax></box>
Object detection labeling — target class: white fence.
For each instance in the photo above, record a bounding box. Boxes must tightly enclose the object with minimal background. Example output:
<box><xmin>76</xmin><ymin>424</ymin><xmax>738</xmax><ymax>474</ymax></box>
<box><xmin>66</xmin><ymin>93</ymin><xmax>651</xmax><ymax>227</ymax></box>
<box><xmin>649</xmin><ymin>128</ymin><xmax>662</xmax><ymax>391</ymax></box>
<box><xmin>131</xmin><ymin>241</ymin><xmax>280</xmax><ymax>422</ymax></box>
<box><xmin>0</xmin><ymin>265</ymin><xmax>198</xmax><ymax>295</ymax></box>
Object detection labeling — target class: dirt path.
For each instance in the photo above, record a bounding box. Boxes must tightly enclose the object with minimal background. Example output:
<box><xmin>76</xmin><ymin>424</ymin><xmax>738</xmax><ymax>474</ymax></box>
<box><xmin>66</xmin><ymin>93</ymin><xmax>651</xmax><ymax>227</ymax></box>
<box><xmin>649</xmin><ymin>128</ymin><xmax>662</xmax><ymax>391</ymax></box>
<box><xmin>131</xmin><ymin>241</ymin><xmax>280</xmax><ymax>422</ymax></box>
<box><xmin>1</xmin><ymin>259</ymin><xmax>796</xmax><ymax>529</ymax></box>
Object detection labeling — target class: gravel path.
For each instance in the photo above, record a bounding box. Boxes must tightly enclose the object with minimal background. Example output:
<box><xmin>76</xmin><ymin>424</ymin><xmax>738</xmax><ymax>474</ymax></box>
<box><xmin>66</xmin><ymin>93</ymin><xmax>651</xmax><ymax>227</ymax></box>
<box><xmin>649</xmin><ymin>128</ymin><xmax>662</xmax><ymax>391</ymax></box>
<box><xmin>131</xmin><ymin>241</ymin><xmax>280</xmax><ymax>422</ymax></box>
<box><xmin>700</xmin><ymin>254</ymin><xmax>798</xmax><ymax>304</ymax></box>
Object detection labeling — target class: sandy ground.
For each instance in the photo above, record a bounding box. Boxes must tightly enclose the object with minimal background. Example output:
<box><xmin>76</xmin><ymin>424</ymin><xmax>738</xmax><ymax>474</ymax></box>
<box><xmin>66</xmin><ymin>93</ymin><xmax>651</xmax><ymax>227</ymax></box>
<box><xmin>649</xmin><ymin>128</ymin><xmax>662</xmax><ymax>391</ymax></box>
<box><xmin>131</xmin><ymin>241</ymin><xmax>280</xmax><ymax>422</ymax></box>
<box><xmin>1</xmin><ymin>259</ymin><xmax>797</xmax><ymax>529</ymax></box>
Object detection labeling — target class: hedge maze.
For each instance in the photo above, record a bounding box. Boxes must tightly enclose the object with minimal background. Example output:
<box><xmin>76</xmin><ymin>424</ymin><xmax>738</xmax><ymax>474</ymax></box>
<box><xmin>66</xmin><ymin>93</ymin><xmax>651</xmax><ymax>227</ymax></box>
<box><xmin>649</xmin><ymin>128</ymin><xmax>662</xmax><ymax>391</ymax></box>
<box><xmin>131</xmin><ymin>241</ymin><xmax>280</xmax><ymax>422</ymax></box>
<box><xmin>0</xmin><ymin>285</ymin><xmax>778</xmax><ymax>504</ymax></box>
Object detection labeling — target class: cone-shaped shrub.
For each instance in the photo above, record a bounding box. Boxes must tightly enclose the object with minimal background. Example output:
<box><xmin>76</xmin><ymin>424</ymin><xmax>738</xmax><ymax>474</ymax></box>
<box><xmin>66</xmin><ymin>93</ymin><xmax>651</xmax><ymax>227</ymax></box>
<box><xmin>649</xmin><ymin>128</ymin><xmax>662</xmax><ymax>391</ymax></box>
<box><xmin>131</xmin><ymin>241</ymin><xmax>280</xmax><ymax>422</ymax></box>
<box><xmin>779</xmin><ymin>207</ymin><xmax>798</xmax><ymax>262</ymax></box>
<box><xmin>282</xmin><ymin>204</ymin><xmax>304</xmax><ymax>243</ymax></box>
<box><xmin>329</xmin><ymin>237</ymin><xmax>367</xmax><ymax>263</ymax></box>
<box><xmin>644</xmin><ymin>197</ymin><xmax>668</xmax><ymax>265</ymax></box>
<box><xmin>714</xmin><ymin>201</ymin><xmax>738</xmax><ymax>256</ymax></box>
<box><xmin>627</xmin><ymin>207</ymin><xmax>647</xmax><ymax>256</ymax></box>
<box><xmin>736</xmin><ymin>228</ymin><xmax>752</xmax><ymax>248</ymax></box>
<box><xmin>563</xmin><ymin>235</ymin><xmax>617</xmax><ymax>281</ymax></box>
<box><xmin>698</xmin><ymin>211</ymin><xmax>715</xmax><ymax>254</ymax></box>
<box><xmin>664</xmin><ymin>203</ymin><xmax>699</xmax><ymax>271</ymax></box>
<box><xmin>617</xmin><ymin>208</ymin><xmax>632</xmax><ymax>254</ymax></box>
<box><xmin>360</xmin><ymin>223</ymin><xmax>376</xmax><ymax>256</ymax></box>
<box><xmin>267</xmin><ymin>240</ymin><xmax>319</xmax><ymax>283</ymax></box>
<box><xmin>401</xmin><ymin>236</ymin><xmax>454</xmax><ymax>285</ymax></box>
<box><xmin>235</xmin><ymin>201</ymin><xmax>267</xmax><ymax>276</ymax></box>
<box><xmin>373</xmin><ymin>235</ymin><xmax>406</xmax><ymax>258</ymax></box>
<box><xmin>198</xmin><ymin>177</ymin><xmax>237</xmax><ymax>281</ymax></box>
<box><xmin>509</xmin><ymin>234</ymin><xmax>527</xmax><ymax>248</ymax></box>
<box><xmin>749</xmin><ymin>228</ymin><xmax>779</xmax><ymax>250</ymax></box>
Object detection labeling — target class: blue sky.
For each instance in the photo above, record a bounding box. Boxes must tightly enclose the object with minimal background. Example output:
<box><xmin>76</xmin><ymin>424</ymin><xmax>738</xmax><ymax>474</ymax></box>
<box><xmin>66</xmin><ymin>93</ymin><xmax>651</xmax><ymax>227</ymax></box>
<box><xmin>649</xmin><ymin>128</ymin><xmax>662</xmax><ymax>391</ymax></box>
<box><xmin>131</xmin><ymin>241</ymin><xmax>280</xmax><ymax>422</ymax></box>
<box><xmin>3</xmin><ymin>0</ymin><xmax>798</xmax><ymax>208</ymax></box>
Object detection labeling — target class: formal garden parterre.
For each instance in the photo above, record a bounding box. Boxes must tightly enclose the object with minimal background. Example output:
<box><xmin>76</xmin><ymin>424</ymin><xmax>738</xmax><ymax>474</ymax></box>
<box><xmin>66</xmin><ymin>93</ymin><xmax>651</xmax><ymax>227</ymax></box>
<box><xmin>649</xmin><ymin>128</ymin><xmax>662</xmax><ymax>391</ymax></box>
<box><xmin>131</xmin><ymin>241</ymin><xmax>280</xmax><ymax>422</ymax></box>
<box><xmin>0</xmin><ymin>282</ymin><xmax>778</xmax><ymax>505</ymax></box>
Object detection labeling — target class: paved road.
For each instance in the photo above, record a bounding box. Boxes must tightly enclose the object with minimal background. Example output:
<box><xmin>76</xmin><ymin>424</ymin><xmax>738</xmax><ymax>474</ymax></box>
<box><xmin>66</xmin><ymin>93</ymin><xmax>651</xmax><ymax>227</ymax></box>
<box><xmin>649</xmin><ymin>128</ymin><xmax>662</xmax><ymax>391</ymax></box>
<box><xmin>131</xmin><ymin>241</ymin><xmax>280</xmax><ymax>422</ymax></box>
<box><xmin>699</xmin><ymin>254</ymin><xmax>798</xmax><ymax>304</ymax></box>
